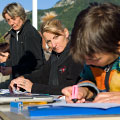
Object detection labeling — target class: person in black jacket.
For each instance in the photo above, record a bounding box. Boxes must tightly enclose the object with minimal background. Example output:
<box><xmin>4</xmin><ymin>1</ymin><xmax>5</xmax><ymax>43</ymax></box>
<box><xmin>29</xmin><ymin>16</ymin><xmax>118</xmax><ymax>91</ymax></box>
<box><xmin>9</xmin><ymin>12</ymin><xmax>83</xmax><ymax>95</ymax></box>
<box><xmin>1</xmin><ymin>3</ymin><xmax>45</xmax><ymax>79</ymax></box>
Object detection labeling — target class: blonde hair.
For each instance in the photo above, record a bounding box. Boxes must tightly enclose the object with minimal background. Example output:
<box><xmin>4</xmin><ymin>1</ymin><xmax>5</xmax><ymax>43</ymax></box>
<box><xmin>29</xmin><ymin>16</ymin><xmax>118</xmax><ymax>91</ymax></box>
<box><xmin>40</xmin><ymin>11</ymin><xmax>65</xmax><ymax>35</ymax></box>
<box><xmin>2</xmin><ymin>2</ymin><xmax>27</xmax><ymax>22</ymax></box>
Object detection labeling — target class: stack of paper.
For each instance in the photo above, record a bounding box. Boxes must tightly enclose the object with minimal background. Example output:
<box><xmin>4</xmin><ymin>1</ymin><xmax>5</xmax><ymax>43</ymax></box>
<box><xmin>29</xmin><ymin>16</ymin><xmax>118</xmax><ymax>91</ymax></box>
<box><xmin>28</xmin><ymin>102</ymin><xmax>120</xmax><ymax>118</ymax></box>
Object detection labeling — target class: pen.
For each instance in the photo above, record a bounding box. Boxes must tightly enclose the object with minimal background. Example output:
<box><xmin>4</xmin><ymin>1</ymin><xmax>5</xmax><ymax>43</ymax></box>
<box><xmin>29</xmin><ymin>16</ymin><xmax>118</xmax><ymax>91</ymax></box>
<box><xmin>72</xmin><ymin>85</ymin><xmax>78</xmax><ymax>103</ymax></box>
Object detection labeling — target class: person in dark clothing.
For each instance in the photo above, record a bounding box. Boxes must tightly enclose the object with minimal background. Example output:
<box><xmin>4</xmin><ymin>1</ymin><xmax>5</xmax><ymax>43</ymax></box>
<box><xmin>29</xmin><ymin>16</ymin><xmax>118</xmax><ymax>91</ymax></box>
<box><xmin>9</xmin><ymin>12</ymin><xmax>83</xmax><ymax>95</ymax></box>
<box><xmin>1</xmin><ymin>3</ymin><xmax>45</xmax><ymax>79</ymax></box>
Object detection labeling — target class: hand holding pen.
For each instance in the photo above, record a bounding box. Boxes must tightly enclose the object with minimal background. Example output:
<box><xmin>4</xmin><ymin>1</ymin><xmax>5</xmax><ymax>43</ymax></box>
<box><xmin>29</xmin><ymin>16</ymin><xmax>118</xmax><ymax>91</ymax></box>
<box><xmin>62</xmin><ymin>85</ymin><xmax>87</xmax><ymax>103</ymax></box>
<box><xmin>72</xmin><ymin>85</ymin><xmax>92</xmax><ymax>103</ymax></box>
<box><xmin>72</xmin><ymin>85</ymin><xmax>78</xmax><ymax>103</ymax></box>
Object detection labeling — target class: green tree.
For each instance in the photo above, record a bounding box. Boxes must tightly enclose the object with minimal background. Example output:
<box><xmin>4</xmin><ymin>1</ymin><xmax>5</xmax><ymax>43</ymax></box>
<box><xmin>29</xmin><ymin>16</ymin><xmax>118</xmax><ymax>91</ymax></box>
<box><xmin>0</xmin><ymin>33</ymin><xmax>5</xmax><ymax>43</ymax></box>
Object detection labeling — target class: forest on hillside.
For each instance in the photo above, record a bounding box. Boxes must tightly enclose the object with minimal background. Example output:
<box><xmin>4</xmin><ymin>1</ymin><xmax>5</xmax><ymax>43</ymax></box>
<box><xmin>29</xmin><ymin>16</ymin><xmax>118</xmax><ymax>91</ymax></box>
<box><xmin>0</xmin><ymin>0</ymin><xmax>120</xmax><ymax>41</ymax></box>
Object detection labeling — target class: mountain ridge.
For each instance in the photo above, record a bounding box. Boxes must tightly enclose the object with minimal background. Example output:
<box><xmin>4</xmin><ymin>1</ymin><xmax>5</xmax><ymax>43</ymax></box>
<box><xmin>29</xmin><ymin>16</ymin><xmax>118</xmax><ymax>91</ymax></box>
<box><xmin>1</xmin><ymin>0</ymin><xmax>120</xmax><ymax>36</ymax></box>
<box><xmin>53</xmin><ymin>0</ymin><xmax>76</xmax><ymax>8</ymax></box>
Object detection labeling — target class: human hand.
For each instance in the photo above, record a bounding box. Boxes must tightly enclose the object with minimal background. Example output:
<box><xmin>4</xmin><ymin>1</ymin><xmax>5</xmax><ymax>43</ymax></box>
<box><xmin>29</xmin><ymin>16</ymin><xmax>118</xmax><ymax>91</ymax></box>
<box><xmin>1</xmin><ymin>66</ymin><xmax>12</xmax><ymax>75</ymax></box>
<box><xmin>62</xmin><ymin>86</ymin><xmax>89</xmax><ymax>103</ymax></box>
<box><xmin>93</xmin><ymin>92</ymin><xmax>120</xmax><ymax>104</ymax></box>
<box><xmin>9</xmin><ymin>76</ymin><xmax>33</xmax><ymax>93</ymax></box>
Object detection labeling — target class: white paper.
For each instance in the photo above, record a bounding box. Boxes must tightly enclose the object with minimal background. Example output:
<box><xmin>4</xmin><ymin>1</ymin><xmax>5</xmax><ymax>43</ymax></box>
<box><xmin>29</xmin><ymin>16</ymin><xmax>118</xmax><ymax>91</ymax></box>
<box><xmin>52</xmin><ymin>102</ymin><xmax>120</xmax><ymax>109</ymax></box>
<box><xmin>0</xmin><ymin>89</ymin><xmax>10</xmax><ymax>94</ymax></box>
<box><xmin>46</xmin><ymin>96</ymin><xmax>120</xmax><ymax>109</ymax></box>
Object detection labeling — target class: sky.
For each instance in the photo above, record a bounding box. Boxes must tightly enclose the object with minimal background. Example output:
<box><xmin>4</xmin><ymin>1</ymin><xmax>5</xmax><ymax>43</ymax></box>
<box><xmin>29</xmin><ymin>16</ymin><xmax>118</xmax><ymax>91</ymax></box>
<box><xmin>0</xmin><ymin>0</ymin><xmax>60</xmax><ymax>13</ymax></box>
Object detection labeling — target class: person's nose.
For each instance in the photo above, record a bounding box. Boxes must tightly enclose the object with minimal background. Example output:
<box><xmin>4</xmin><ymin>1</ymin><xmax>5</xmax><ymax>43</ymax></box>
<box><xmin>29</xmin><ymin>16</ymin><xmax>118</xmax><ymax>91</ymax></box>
<box><xmin>51</xmin><ymin>41</ymin><xmax>56</xmax><ymax>48</ymax></box>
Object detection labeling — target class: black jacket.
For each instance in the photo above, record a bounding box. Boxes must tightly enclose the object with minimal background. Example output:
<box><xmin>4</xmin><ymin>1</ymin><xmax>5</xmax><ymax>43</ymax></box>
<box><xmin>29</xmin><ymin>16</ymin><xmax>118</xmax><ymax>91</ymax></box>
<box><xmin>6</xmin><ymin>20</ymin><xmax>45</xmax><ymax>78</ymax></box>
<box><xmin>24</xmin><ymin>41</ymin><xmax>83</xmax><ymax>95</ymax></box>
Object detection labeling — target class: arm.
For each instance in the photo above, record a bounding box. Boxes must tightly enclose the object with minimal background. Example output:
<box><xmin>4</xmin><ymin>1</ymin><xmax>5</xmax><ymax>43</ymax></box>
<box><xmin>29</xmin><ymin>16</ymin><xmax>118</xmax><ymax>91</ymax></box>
<box><xmin>31</xmin><ymin>56</ymin><xmax>83</xmax><ymax>95</ymax></box>
<box><xmin>23</xmin><ymin>60</ymin><xmax>51</xmax><ymax>83</ymax></box>
<box><xmin>61</xmin><ymin>81</ymin><xmax>99</xmax><ymax>103</ymax></box>
<box><xmin>9</xmin><ymin>60</ymin><xmax>51</xmax><ymax>93</ymax></box>
<box><xmin>62</xmin><ymin>85</ymin><xmax>93</xmax><ymax>103</ymax></box>
<box><xmin>62</xmin><ymin>64</ymin><xmax>100</xmax><ymax>103</ymax></box>
<box><xmin>93</xmin><ymin>92</ymin><xmax>120</xmax><ymax>104</ymax></box>
<box><xmin>9</xmin><ymin>76</ymin><xmax>33</xmax><ymax>93</ymax></box>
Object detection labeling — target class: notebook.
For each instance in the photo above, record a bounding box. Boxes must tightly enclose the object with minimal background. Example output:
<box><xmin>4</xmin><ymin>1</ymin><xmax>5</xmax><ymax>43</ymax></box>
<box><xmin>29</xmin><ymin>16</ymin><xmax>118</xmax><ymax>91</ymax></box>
<box><xmin>0</xmin><ymin>93</ymin><xmax>54</xmax><ymax>104</ymax></box>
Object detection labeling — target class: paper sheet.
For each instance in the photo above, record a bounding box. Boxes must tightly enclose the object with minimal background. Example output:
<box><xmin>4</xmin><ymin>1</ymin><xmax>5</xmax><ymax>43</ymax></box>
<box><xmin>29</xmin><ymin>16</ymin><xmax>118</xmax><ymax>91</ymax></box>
<box><xmin>52</xmin><ymin>102</ymin><xmax>120</xmax><ymax>109</ymax></box>
<box><xmin>37</xmin><ymin>96</ymin><xmax>120</xmax><ymax>109</ymax></box>
<box><xmin>0</xmin><ymin>89</ymin><xmax>9</xmax><ymax>94</ymax></box>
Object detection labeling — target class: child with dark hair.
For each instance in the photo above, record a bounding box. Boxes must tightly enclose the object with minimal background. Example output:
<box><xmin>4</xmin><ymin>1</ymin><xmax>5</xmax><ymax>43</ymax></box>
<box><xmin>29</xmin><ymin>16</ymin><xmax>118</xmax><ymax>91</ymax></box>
<box><xmin>62</xmin><ymin>3</ymin><xmax>120</xmax><ymax>104</ymax></box>
<box><xmin>0</xmin><ymin>42</ymin><xmax>10</xmax><ymax>63</ymax></box>
<box><xmin>0</xmin><ymin>42</ymin><xmax>10</xmax><ymax>88</ymax></box>
<box><xmin>0</xmin><ymin>42</ymin><xmax>9</xmax><ymax>52</ymax></box>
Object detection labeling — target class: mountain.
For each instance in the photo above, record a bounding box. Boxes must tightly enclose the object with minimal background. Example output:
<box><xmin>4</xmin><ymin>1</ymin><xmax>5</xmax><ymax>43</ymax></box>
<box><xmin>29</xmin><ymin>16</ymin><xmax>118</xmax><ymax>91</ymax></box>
<box><xmin>53</xmin><ymin>0</ymin><xmax>76</xmax><ymax>8</ymax></box>
<box><xmin>1</xmin><ymin>0</ymin><xmax>120</xmax><ymax>36</ymax></box>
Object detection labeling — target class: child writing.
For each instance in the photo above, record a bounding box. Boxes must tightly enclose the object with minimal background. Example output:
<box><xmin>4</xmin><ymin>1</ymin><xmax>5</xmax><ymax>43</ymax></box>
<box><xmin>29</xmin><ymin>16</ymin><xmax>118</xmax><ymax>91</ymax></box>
<box><xmin>62</xmin><ymin>2</ymin><xmax>120</xmax><ymax>104</ymax></box>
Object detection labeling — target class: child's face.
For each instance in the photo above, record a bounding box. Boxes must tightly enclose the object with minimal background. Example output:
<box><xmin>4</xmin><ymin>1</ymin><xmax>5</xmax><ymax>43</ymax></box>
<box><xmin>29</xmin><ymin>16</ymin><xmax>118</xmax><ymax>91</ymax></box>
<box><xmin>0</xmin><ymin>52</ymin><xmax>9</xmax><ymax>63</ymax></box>
<box><xmin>85</xmin><ymin>53</ymin><xmax>119</xmax><ymax>67</ymax></box>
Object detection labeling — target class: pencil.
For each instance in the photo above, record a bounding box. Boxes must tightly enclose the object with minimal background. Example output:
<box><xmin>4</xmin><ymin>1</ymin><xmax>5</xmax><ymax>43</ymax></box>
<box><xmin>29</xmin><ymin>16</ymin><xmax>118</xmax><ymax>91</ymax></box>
<box><xmin>23</xmin><ymin>101</ymin><xmax>47</xmax><ymax>105</ymax></box>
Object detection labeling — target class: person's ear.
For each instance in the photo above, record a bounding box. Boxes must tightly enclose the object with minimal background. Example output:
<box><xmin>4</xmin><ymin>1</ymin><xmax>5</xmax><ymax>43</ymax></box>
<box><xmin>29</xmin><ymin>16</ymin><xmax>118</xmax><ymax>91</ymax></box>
<box><xmin>64</xmin><ymin>28</ymin><xmax>69</xmax><ymax>38</ymax></box>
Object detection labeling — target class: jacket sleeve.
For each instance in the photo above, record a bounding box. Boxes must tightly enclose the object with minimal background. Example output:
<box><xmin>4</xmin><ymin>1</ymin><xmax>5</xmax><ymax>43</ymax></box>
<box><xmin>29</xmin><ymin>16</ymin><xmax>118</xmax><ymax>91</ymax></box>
<box><xmin>77</xmin><ymin>65</ymin><xmax>100</xmax><ymax>100</ymax></box>
<box><xmin>24</xmin><ymin>60</ymin><xmax>51</xmax><ymax>83</ymax></box>
<box><xmin>31</xmin><ymin>57</ymin><xmax>83</xmax><ymax>95</ymax></box>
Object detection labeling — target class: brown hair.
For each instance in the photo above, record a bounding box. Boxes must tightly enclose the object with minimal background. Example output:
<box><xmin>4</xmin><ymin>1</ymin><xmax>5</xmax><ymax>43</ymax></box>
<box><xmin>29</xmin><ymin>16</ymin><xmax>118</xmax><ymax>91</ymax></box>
<box><xmin>2</xmin><ymin>2</ymin><xmax>27</xmax><ymax>22</ymax></box>
<box><xmin>71</xmin><ymin>3</ymin><xmax>120</xmax><ymax>63</ymax></box>
<box><xmin>0</xmin><ymin>42</ymin><xmax>10</xmax><ymax>53</ymax></box>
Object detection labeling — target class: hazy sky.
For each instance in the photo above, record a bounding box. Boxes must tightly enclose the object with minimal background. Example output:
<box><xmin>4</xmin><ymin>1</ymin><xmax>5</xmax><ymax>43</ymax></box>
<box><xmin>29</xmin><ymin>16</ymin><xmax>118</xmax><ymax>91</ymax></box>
<box><xmin>0</xmin><ymin>0</ymin><xmax>60</xmax><ymax>13</ymax></box>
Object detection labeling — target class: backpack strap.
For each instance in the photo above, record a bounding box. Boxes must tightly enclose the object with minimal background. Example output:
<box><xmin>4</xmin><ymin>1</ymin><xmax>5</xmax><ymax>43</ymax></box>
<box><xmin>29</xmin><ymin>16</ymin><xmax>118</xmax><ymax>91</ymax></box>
<box><xmin>104</xmin><ymin>58</ymin><xmax>119</xmax><ymax>91</ymax></box>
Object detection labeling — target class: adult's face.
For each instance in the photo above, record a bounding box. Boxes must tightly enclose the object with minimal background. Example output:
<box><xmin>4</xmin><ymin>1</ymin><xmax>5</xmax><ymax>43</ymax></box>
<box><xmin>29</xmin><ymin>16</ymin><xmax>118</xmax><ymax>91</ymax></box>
<box><xmin>5</xmin><ymin>13</ymin><xmax>23</xmax><ymax>31</ymax></box>
<box><xmin>43</xmin><ymin>28</ymin><xmax>69</xmax><ymax>53</ymax></box>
